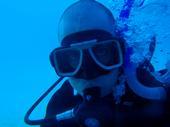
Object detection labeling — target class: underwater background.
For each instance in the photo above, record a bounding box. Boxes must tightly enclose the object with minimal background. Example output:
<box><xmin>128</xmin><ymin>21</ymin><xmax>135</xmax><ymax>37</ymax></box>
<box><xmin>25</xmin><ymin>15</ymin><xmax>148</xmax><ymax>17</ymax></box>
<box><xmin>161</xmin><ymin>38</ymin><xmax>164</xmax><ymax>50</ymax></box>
<box><xmin>0</xmin><ymin>0</ymin><xmax>169</xmax><ymax>126</ymax></box>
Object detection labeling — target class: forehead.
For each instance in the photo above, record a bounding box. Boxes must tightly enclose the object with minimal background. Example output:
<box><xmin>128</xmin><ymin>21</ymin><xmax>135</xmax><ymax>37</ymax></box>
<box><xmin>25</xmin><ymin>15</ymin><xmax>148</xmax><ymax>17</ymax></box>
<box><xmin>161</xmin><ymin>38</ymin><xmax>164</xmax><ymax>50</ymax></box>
<box><xmin>61</xmin><ymin>29</ymin><xmax>114</xmax><ymax>47</ymax></box>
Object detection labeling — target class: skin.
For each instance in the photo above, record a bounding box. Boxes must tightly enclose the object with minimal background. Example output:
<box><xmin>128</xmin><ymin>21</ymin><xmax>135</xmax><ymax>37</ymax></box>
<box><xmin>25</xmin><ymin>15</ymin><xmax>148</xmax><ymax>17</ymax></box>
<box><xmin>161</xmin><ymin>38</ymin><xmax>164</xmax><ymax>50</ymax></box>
<box><xmin>68</xmin><ymin>68</ymin><xmax>119</xmax><ymax>97</ymax></box>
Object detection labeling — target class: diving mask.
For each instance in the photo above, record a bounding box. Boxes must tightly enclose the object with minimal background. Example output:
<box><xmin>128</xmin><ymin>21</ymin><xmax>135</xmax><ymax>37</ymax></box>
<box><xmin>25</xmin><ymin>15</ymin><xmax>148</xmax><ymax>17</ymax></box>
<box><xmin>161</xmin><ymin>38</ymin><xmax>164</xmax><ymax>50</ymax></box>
<box><xmin>50</xmin><ymin>39</ymin><xmax>123</xmax><ymax>77</ymax></box>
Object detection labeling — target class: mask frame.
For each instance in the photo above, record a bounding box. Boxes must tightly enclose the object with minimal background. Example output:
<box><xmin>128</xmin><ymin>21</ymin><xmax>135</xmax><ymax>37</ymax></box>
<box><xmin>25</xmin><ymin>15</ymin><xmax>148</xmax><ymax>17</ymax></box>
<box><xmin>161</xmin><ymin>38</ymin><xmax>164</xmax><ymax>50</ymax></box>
<box><xmin>50</xmin><ymin>39</ymin><xmax>123</xmax><ymax>77</ymax></box>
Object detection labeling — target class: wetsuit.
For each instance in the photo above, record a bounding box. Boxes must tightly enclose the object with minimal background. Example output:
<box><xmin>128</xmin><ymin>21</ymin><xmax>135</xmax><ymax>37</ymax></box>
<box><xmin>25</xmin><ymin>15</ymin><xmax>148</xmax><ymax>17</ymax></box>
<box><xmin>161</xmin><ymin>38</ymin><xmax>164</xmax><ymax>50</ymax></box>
<box><xmin>40</xmin><ymin>67</ymin><xmax>170</xmax><ymax>127</ymax></box>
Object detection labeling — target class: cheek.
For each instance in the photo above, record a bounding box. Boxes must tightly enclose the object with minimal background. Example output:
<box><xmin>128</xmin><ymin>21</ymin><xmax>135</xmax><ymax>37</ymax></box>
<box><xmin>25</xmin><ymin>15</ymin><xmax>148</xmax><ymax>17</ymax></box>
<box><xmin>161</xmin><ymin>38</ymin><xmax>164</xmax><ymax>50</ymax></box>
<box><xmin>93</xmin><ymin>69</ymin><xmax>119</xmax><ymax>96</ymax></box>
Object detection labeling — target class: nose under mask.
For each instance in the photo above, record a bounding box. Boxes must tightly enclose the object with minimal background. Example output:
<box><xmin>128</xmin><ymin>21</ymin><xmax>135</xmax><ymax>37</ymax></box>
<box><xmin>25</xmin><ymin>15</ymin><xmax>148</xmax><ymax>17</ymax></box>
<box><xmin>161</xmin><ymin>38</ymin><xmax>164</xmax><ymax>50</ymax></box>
<box><xmin>74</xmin><ymin>50</ymin><xmax>111</xmax><ymax>80</ymax></box>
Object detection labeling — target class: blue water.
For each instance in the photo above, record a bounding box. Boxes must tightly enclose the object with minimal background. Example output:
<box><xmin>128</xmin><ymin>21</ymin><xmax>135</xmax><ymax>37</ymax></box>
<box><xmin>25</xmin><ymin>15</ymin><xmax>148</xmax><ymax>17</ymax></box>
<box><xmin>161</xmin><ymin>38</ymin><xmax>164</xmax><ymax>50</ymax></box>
<box><xmin>0</xmin><ymin>0</ymin><xmax>169</xmax><ymax>126</ymax></box>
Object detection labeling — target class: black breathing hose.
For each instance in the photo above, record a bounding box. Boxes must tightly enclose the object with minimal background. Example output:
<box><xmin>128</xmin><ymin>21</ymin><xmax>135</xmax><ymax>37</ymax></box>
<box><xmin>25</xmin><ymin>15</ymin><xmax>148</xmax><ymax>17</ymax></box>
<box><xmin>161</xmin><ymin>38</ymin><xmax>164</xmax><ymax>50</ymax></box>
<box><xmin>24</xmin><ymin>77</ymin><xmax>64</xmax><ymax>125</ymax></box>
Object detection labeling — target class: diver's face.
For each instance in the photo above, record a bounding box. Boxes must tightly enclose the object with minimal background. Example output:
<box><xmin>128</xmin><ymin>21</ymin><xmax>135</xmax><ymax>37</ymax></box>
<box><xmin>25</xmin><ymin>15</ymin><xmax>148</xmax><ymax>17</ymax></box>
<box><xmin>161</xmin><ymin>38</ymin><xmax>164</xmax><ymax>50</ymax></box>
<box><xmin>60</xmin><ymin>30</ymin><xmax>122</xmax><ymax>96</ymax></box>
<box><xmin>69</xmin><ymin>69</ymin><xmax>119</xmax><ymax>97</ymax></box>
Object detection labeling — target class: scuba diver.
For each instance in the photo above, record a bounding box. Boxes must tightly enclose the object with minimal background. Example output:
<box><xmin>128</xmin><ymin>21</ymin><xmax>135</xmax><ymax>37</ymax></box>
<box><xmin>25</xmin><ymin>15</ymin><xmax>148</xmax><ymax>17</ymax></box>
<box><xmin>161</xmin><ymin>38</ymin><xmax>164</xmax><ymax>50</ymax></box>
<box><xmin>25</xmin><ymin>0</ymin><xmax>170</xmax><ymax>127</ymax></box>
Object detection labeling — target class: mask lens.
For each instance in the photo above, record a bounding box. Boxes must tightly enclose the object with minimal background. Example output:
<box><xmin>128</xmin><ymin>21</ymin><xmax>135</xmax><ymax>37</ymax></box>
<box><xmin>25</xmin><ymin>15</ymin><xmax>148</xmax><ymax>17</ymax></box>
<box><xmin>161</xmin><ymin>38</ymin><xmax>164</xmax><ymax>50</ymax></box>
<box><xmin>53</xmin><ymin>48</ymin><xmax>81</xmax><ymax>75</ymax></box>
<box><xmin>91</xmin><ymin>40</ymin><xmax>121</xmax><ymax>67</ymax></box>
